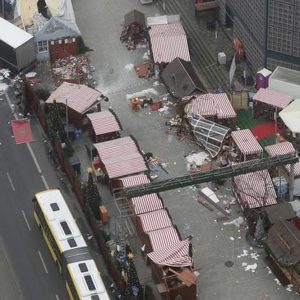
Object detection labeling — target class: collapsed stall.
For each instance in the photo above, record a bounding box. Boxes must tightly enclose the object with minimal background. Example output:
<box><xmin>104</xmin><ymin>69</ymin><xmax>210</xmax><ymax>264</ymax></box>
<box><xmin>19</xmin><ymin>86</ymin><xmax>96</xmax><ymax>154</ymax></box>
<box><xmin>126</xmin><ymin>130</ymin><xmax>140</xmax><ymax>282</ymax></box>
<box><xmin>121</xmin><ymin>9</ymin><xmax>147</xmax><ymax>50</ymax></box>
<box><xmin>186</xmin><ymin>112</ymin><xmax>230</xmax><ymax>158</ymax></box>
<box><xmin>184</xmin><ymin>93</ymin><xmax>237</xmax><ymax>127</ymax></box>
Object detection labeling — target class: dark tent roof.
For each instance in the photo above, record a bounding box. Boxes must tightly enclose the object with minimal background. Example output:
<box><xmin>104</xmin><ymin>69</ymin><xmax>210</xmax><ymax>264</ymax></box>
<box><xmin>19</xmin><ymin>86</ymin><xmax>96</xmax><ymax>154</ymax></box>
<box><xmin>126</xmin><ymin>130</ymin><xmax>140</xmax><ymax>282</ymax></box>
<box><xmin>264</xmin><ymin>220</ymin><xmax>300</xmax><ymax>268</ymax></box>
<box><xmin>161</xmin><ymin>57</ymin><xmax>206</xmax><ymax>98</ymax></box>
<box><xmin>264</xmin><ymin>202</ymin><xmax>296</xmax><ymax>225</ymax></box>
<box><xmin>124</xmin><ymin>9</ymin><xmax>146</xmax><ymax>27</ymax></box>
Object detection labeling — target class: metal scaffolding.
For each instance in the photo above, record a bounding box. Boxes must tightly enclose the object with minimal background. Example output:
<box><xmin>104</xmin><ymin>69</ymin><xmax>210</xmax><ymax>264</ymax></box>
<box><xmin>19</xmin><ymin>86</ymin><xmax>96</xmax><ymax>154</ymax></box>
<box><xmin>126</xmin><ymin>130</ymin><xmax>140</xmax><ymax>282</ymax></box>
<box><xmin>123</xmin><ymin>153</ymin><xmax>298</xmax><ymax>198</ymax></box>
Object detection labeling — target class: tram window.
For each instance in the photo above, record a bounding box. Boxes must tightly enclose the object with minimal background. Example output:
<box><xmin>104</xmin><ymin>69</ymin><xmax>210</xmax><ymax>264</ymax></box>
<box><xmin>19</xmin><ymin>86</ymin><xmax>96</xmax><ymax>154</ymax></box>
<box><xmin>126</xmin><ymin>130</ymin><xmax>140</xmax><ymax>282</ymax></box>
<box><xmin>67</xmin><ymin>238</ymin><xmax>77</xmax><ymax>248</ymax></box>
<box><xmin>84</xmin><ymin>275</ymin><xmax>96</xmax><ymax>291</ymax></box>
<box><xmin>50</xmin><ymin>203</ymin><xmax>60</xmax><ymax>211</ymax></box>
<box><xmin>91</xmin><ymin>296</ymin><xmax>100</xmax><ymax>300</ymax></box>
<box><xmin>60</xmin><ymin>221</ymin><xmax>72</xmax><ymax>235</ymax></box>
<box><xmin>79</xmin><ymin>263</ymin><xmax>88</xmax><ymax>273</ymax></box>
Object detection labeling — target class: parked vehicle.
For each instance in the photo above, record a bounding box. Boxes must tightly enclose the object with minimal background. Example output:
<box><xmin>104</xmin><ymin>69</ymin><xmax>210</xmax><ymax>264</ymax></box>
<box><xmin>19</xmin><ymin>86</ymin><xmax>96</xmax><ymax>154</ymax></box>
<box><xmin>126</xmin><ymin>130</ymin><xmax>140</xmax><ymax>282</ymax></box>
<box><xmin>0</xmin><ymin>17</ymin><xmax>36</xmax><ymax>71</ymax></box>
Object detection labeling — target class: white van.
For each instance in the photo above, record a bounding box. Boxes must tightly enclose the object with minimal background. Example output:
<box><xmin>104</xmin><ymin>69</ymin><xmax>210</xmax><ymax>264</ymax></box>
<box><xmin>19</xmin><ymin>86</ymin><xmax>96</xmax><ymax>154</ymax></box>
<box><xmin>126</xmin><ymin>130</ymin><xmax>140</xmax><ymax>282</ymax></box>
<box><xmin>139</xmin><ymin>0</ymin><xmax>153</xmax><ymax>4</ymax></box>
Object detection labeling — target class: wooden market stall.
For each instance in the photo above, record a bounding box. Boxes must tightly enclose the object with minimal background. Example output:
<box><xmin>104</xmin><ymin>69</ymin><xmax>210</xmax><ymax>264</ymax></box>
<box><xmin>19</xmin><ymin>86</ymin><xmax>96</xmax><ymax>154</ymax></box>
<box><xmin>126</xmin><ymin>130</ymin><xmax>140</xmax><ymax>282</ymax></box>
<box><xmin>263</xmin><ymin>220</ymin><xmax>300</xmax><ymax>292</ymax></box>
<box><xmin>230</xmin><ymin>129</ymin><xmax>263</xmax><ymax>161</ymax></box>
<box><xmin>147</xmin><ymin>239</ymin><xmax>197</xmax><ymax>300</ymax></box>
<box><xmin>147</xmin><ymin>15</ymin><xmax>190</xmax><ymax>69</ymax></box>
<box><xmin>113</xmin><ymin>174</ymin><xmax>164</xmax><ymax>221</ymax></box>
<box><xmin>46</xmin><ymin>82</ymin><xmax>102</xmax><ymax>129</ymax></box>
<box><xmin>184</xmin><ymin>93</ymin><xmax>237</xmax><ymax>128</ymax></box>
<box><xmin>233</xmin><ymin>169</ymin><xmax>277</xmax><ymax>235</ymax></box>
<box><xmin>92</xmin><ymin>136</ymin><xmax>148</xmax><ymax>187</ymax></box>
<box><xmin>86</xmin><ymin>110</ymin><xmax>121</xmax><ymax>143</ymax></box>
<box><xmin>265</xmin><ymin>141</ymin><xmax>300</xmax><ymax>200</ymax></box>
<box><xmin>253</xmin><ymin>88</ymin><xmax>292</xmax><ymax>123</ymax></box>
<box><xmin>233</xmin><ymin>169</ymin><xmax>277</xmax><ymax>210</ymax></box>
<box><xmin>135</xmin><ymin>209</ymin><xmax>173</xmax><ymax>247</ymax></box>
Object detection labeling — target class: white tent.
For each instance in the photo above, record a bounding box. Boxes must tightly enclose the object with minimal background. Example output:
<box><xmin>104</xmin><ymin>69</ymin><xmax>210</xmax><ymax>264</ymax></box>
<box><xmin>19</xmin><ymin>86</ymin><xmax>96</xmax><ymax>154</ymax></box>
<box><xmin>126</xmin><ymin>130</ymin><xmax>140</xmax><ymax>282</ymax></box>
<box><xmin>279</xmin><ymin>99</ymin><xmax>300</xmax><ymax>135</ymax></box>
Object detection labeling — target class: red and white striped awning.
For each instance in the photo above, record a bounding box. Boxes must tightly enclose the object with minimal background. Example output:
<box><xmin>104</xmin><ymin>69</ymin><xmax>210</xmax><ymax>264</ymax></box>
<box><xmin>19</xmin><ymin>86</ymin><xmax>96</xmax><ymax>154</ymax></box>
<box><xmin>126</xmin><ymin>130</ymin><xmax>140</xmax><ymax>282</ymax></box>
<box><xmin>94</xmin><ymin>137</ymin><xmax>148</xmax><ymax>179</ymax></box>
<box><xmin>253</xmin><ymin>88</ymin><xmax>292</xmax><ymax>109</ymax></box>
<box><xmin>132</xmin><ymin>194</ymin><xmax>163</xmax><ymax>215</ymax></box>
<box><xmin>147</xmin><ymin>240</ymin><xmax>192</xmax><ymax>267</ymax></box>
<box><xmin>213</xmin><ymin>93</ymin><xmax>237</xmax><ymax>119</ymax></box>
<box><xmin>234</xmin><ymin>170</ymin><xmax>277</xmax><ymax>209</ymax></box>
<box><xmin>139</xmin><ymin>209</ymin><xmax>173</xmax><ymax>233</ymax></box>
<box><xmin>119</xmin><ymin>174</ymin><xmax>150</xmax><ymax>187</ymax></box>
<box><xmin>231</xmin><ymin>129</ymin><xmax>263</xmax><ymax>156</ymax></box>
<box><xmin>265</xmin><ymin>142</ymin><xmax>300</xmax><ymax>177</ymax></box>
<box><xmin>46</xmin><ymin>82</ymin><xmax>101</xmax><ymax>113</ymax></box>
<box><xmin>149</xmin><ymin>22</ymin><xmax>190</xmax><ymax>63</ymax></box>
<box><xmin>185</xmin><ymin>93</ymin><xmax>236</xmax><ymax>119</ymax></box>
<box><xmin>148</xmin><ymin>227</ymin><xmax>180</xmax><ymax>251</ymax></box>
<box><xmin>87</xmin><ymin>110</ymin><xmax>121</xmax><ymax>135</ymax></box>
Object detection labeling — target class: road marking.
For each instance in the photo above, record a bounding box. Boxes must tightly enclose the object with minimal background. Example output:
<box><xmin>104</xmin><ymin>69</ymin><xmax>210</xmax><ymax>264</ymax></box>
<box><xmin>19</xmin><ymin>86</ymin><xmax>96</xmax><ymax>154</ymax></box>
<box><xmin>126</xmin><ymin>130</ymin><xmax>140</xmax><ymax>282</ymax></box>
<box><xmin>4</xmin><ymin>90</ymin><xmax>50</xmax><ymax>190</ymax></box>
<box><xmin>41</xmin><ymin>175</ymin><xmax>49</xmax><ymax>189</ymax></box>
<box><xmin>26</xmin><ymin>143</ymin><xmax>42</xmax><ymax>173</ymax></box>
<box><xmin>55</xmin><ymin>295</ymin><xmax>60</xmax><ymax>300</ymax></box>
<box><xmin>21</xmin><ymin>210</ymin><xmax>31</xmax><ymax>231</ymax></box>
<box><xmin>6</xmin><ymin>172</ymin><xmax>15</xmax><ymax>191</ymax></box>
<box><xmin>38</xmin><ymin>250</ymin><xmax>48</xmax><ymax>274</ymax></box>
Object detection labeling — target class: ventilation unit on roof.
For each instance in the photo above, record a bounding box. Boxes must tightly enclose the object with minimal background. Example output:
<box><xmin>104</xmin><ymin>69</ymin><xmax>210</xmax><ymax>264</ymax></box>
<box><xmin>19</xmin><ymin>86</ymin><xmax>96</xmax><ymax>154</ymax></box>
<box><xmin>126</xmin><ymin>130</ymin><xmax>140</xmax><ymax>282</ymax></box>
<box><xmin>50</xmin><ymin>203</ymin><xmax>60</xmax><ymax>211</ymax></box>
<box><xmin>79</xmin><ymin>263</ymin><xmax>88</xmax><ymax>273</ymax></box>
<box><xmin>84</xmin><ymin>275</ymin><xmax>96</xmax><ymax>291</ymax></box>
<box><xmin>60</xmin><ymin>221</ymin><xmax>72</xmax><ymax>235</ymax></box>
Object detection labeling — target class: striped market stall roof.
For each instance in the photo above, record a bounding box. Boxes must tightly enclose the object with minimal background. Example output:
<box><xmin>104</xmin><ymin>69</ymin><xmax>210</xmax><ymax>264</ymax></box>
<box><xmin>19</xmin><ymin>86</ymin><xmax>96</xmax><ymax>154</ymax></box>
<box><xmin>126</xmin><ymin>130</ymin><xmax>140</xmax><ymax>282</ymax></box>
<box><xmin>148</xmin><ymin>227</ymin><xmax>180</xmax><ymax>251</ymax></box>
<box><xmin>131</xmin><ymin>194</ymin><xmax>163</xmax><ymax>215</ymax></box>
<box><xmin>94</xmin><ymin>137</ymin><xmax>147</xmax><ymax>179</ymax></box>
<box><xmin>185</xmin><ymin>93</ymin><xmax>236</xmax><ymax>119</ymax></box>
<box><xmin>119</xmin><ymin>174</ymin><xmax>150</xmax><ymax>187</ymax></box>
<box><xmin>46</xmin><ymin>82</ymin><xmax>102</xmax><ymax>113</ymax></box>
<box><xmin>149</xmin><ymin>22</ymin><xmax>190</xmax><ymax>64</ymax></box>
<box><xmin>231</xmin><ymin>129</ymin><xmax>263</xmax><ymax>156</ymax></box>
<box><xmin>234</xmin><ymin>170</ymin><xmax>277</xmax><ymax>209</ymax></box>
<box><xmin>265</xmin><ymin>142</ymin><xmax>300</xmax><ymax>177</ymax></box>
<box><xmin>87</xmin><ymin>110</ymin><xmax>121</xmax><ymax>135</ymax></box>
<box><xmin>139</xmin><ymin>209</ymin><xmax>172</xmax><ymax>233</ymax></box>
<box><xmin>253</xmin><ymin>88</ymin><xmax>292</xmax><ymax>109</ymax></box>
<box><xmin>148</xmin><ymin>240</ymin><xmax>192</xmax><ymax>267</ymax></box>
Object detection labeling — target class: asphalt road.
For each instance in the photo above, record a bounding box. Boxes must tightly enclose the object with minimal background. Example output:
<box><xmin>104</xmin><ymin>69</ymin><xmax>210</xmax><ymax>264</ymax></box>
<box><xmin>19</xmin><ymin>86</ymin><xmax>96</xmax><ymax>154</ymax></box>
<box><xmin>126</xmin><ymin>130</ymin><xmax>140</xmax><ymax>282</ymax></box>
<box><xmin>0</xmin><ymin>90</ymin><xmax>68</xmax><ymax>300</ymax></box>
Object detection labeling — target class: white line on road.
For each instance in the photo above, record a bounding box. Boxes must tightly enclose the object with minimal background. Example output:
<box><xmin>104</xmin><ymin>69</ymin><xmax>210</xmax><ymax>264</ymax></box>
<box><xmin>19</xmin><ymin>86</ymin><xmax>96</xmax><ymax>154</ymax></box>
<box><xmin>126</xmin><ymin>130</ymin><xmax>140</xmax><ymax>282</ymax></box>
<box><xmin>41</xmin><ymin>175</ymin><xmax>49</xmax><ymax>189</ymax></box>
<box><xmin>6</xmin><ymin>172</ymin><xmax>15</xmax><ymax>191</ymax></box>
<box><xmin>38</xmin><ymin>250</ymin><xmax>48</xmax><ymax>274</ymax></box>
<box><xmin>21</xmin><ymin>210</ymin><xmax>31</xmax><ymax>231</ymax></box>
<box><xmin>26</xmin><ymin>143</ymin><xmax>42</xmax><ymax>174</ymax></box>
<box><xmin>55</xmin><ymin>295</ymin><xmax>60</xmax><ymax>300</ymax></box>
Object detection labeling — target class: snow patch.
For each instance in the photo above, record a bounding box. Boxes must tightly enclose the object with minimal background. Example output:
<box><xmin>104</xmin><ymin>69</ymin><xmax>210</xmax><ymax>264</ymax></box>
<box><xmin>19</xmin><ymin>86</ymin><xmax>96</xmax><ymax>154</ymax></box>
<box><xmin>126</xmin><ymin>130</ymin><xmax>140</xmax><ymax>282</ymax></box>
<box><xmin>124</xmin><ymin>64</ymin><xmax>134</xmax><ymax>71</ymax></box>
<box><xmin>126</xmin><ymin>88</ymin><xmax>159</xmax><ymax>100</ymax></box>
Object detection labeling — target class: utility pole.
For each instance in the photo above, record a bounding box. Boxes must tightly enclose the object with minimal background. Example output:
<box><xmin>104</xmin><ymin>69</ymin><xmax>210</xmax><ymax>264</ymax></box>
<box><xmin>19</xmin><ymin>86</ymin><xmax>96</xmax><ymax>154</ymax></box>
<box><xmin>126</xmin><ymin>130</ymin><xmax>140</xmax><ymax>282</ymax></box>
<box><xmin>65</xmin><ymin>98</ymin><xmax>69</xmax><ymax>139</ymax></box>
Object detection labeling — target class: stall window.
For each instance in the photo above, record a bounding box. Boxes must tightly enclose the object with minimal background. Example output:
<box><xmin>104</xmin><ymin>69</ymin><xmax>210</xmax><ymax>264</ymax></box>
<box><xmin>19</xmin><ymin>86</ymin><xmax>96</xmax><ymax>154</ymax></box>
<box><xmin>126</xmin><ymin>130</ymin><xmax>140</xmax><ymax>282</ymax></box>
<box><xmin>37</xmin><ymin>41</ymin><xmax>48</xmax><ymax>52</ymax></box>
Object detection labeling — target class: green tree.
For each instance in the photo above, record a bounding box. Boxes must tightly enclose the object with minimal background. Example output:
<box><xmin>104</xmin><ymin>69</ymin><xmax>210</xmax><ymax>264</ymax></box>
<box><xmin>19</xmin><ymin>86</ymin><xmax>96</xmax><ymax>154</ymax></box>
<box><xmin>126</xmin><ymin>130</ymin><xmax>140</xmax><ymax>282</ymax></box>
<box><xmin>47</xmin><ymin>101</ymin><xmax>66</xmax><ymax>142</ymax></box>
<box><xmin>84</xmin><ymin>171</ymin><xmax>102</xmax><ymax>219</ymax></box>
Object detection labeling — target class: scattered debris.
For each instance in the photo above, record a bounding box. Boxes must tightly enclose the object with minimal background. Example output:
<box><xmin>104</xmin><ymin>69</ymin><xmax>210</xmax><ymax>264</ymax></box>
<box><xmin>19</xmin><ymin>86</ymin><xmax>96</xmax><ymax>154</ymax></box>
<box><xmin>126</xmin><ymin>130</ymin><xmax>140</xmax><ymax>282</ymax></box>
<box><xmin>242</xmin><ymin>262</ymin><xmax>258</xmax><ymax>272</ymax></box>
<box><xmin>223</xmin><ymin>216</ymin><xmax>244</xmax><ymax>228</ymax></box>
<box><xmin>124</xmin><ymin>64</ymin><xmax>134</xmax><ymax>71</ymax></box>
